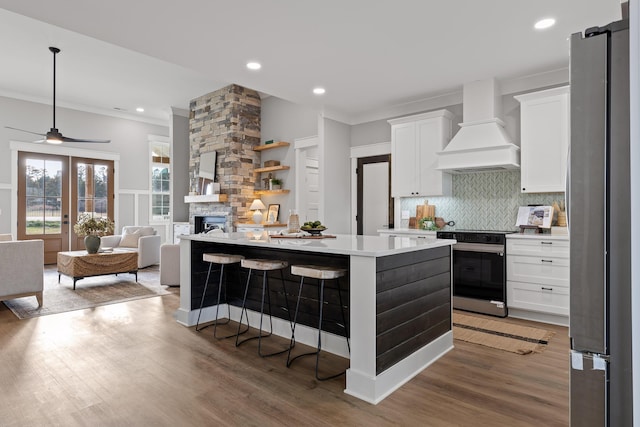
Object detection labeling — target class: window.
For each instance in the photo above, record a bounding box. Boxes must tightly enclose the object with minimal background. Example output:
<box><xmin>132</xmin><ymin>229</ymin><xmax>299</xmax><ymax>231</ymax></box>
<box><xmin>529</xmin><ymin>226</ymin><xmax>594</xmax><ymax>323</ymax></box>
<box><xmin>150</xmin><ymin>139</ymin><xmax>170</xmax><ymax>221</ymax></box>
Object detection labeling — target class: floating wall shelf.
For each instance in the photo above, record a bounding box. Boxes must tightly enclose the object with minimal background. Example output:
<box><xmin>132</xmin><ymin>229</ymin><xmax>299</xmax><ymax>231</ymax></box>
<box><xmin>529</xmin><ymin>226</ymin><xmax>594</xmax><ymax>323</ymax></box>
<box><xmin>254</xmin><ymin>165</ymin><xmax>290</xmax><ymax>174</ymax></box>
<box><xmin>253</xmin><ymin>141</ymin><xmax>290</xmax><ymax>151</ymax></box>
<box><xmin>254</xmin><ymin>189</ymin><xmax>290</xmax><ymax>196</ymax></box>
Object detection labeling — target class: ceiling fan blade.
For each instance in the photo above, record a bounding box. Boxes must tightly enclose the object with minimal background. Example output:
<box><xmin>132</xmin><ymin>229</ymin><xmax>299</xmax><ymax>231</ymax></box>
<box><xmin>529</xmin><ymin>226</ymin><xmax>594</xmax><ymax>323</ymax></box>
<box><xmin>60</xmin><ymin>135</ymin><xmax>111</xmax><ymax>144</ymax></box>
<box><xmin>4</xmin><ymin>126</ymin><xmax>46</xmax><ymax>137</ymax></box>
<box><xmin>10</xmin><ymin>48</ymin><xmax>112</xmax><ymax>145</ymax></box>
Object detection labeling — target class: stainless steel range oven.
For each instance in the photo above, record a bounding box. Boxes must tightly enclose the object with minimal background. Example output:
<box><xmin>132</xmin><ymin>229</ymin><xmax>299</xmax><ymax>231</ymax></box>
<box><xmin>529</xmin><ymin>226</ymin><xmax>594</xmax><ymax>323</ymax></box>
<box><xmin>436</xmin><ymin>230</ymin><xmax>515</xmax><ymax>317</ymax></box>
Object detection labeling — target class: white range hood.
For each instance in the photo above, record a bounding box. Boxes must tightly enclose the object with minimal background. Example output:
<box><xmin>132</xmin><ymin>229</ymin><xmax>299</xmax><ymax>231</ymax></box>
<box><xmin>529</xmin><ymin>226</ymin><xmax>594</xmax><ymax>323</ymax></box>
<box><xmin>436</xmin><ymin>79</ymin><xmax>520</xmax><ymax>173</ymax></box>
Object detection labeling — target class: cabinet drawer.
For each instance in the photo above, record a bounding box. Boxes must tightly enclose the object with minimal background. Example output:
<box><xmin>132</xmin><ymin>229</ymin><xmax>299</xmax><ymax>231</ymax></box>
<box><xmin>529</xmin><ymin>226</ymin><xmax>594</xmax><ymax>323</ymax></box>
<box><xmin>507</xmin><ymin>239</ymin><xmax>569</xmax><ymax>257</ymax></box>
<box><xmin>507</xmin><ymin>254</ymin><xmax>569</xmax><ymax>286</ymax></box>
<box><xmin>507</xmin><ymin>280</ymin><xmax>569</xmax><ymax>316</ymax></box>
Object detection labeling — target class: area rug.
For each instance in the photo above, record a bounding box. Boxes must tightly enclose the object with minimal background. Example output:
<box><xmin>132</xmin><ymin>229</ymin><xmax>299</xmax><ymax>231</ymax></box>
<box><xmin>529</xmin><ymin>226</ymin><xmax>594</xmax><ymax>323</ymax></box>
<box><xmin>3</xmin><ymin>266</ymin><xmax>171</xmax><ymax>319</ymax></box>
<box><xmin>452</xmin><ymin>312</ymin><xmax>555</xmax><ymax>355</ymax></box>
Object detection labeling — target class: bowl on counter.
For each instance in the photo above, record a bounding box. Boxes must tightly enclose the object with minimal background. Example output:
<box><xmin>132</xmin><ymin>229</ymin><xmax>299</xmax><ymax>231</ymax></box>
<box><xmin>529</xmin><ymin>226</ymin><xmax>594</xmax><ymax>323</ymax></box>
<box><xmin>300</xmin><ymin>226</ymin><xmax>327</xmax><ymax>236</ymax></box>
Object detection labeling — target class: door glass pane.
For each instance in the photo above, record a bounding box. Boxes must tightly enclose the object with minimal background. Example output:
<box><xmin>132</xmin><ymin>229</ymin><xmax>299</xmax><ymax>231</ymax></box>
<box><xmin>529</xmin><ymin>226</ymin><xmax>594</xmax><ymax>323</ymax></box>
<box><xmin>25</xmin><ymin>158</ymin><xmax>62</xmax><ymax>235</ymax></box>
<box><xmin>150</xmin><ymin>140</ymin><xmax>170</xmax><ymax>222</ymax></box>
<box><xmin>77</xmin><ymin>162</ymin><xmax>110</xmax><ymax>219</ymax></box>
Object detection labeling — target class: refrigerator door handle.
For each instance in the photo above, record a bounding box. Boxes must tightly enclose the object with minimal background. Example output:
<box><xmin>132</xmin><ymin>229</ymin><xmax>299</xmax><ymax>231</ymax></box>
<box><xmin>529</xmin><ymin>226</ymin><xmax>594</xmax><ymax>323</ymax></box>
<box><xmin>565</xmin><ymin>143</ymin><xmax>570</xmax><ymax>235</ymax></box>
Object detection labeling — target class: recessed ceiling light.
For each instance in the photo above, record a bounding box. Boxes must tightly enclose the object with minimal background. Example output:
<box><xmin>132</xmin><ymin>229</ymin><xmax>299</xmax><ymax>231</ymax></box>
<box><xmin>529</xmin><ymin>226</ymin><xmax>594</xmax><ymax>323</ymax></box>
<box><xmin>534</xmin><ymin>18</ymin><xmax>556</xmax><ymax>30</ymax></box>
<box><xmin>313</xmin><ymin>87</ymin><xmax>326</xmax><ymax>95</ymax></box>
<box><xmin>136</xmin><ymin>107</ymin><xmax>145</xmax><ymax>113</ymax></box>
<box><xmin>246</xmin><ymin>62</ymin><xmax>261</xmax><ymax>70</ymax></box>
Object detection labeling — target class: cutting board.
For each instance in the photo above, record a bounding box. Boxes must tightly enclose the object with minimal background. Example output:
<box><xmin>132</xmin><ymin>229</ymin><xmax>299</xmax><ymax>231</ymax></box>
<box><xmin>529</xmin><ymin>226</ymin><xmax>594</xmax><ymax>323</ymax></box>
<box><xmin>416</xmin><ymin>202</ymin><xmax>436</xmax><ymax>220</ymax></box>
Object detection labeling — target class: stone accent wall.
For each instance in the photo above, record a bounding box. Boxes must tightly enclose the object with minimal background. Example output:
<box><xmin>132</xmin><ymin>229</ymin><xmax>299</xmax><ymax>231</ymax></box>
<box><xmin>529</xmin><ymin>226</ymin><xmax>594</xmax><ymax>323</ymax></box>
<box><xmin>188</xmin><ymin>84</ymin><xmax>261</xmax><ymax>228</ymax></box>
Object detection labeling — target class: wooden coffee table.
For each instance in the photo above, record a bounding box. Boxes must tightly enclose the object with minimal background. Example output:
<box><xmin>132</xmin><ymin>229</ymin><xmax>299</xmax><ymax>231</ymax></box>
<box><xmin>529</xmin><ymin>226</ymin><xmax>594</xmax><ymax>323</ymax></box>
<box><xmin>57</xmin><ymin>250</ymin><xmax>138</xmax><ymax>289</ymax></box>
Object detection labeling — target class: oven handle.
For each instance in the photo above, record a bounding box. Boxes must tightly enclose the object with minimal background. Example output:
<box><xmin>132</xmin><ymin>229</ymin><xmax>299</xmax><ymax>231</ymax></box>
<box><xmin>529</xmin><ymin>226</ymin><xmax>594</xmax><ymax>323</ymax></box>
<box><xmin>453</xmin><ymin>242</ymin><xmax>505</xmax><ymax>254</ymax></box>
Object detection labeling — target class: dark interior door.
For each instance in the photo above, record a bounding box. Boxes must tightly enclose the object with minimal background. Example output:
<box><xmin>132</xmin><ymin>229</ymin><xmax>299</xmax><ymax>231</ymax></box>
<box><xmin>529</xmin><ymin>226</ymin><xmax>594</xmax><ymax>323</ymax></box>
<box><xmin>356</xmin><ymin>154</ymin><xmax>393</xmax><ymax>235</ymax></box>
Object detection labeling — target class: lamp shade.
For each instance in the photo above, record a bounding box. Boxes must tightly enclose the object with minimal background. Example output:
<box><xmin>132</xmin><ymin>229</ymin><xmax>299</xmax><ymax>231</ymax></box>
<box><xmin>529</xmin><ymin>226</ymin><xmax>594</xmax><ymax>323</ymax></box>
<box><xmin>249</xmin><ymin>199</ymin><xmax>266</xmax><ymax>211</ymax></box>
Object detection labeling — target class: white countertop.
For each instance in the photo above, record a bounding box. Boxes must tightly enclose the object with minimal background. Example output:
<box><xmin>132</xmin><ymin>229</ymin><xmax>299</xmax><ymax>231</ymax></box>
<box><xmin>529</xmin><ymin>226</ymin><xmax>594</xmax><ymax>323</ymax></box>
<box><xmin>182</xmin><ymin>232</ymin><xmax>455</xmax><ymax>257</ymax></box>
<box><xmin>506</xmin><ymin>233</ymin><xmax>569</xmax><ymax>241</ymax></box>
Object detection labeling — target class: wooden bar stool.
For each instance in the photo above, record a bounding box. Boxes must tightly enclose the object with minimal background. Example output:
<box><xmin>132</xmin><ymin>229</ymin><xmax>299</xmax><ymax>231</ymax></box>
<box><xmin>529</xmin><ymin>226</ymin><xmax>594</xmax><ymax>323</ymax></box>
<box><xmin>196</xmin><ymin>253</ymin><xmax>245</xmax><ymax>339</ymax></box>
<box><xmin>236</xmin><ymin>258</ymin><xmax>293</xmax><ymax>357</ymax></box>
<box><xmin>287</xmin><ymin>264</ymin><xmax>349</xmax><ymax>381</ymax></box>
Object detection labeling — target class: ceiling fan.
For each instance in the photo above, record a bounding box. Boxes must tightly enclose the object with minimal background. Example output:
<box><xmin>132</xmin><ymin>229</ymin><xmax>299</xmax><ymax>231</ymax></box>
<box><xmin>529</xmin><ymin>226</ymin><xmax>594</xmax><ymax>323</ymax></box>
<box><xmin>5</xmin><ymin>46</ymin><xmax>110</xmax><ymax>144</ymax></box>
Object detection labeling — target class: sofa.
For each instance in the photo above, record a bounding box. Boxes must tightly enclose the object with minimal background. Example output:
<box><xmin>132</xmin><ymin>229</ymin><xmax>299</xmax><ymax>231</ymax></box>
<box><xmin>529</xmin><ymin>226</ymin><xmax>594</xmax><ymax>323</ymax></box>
<box><xmin>100</xmin><ymin>226</ymin><xmax>161</xmax><ymax>268</ymax></box>
<box><xmin>0</xmin><ymin>239</ymin><xmax>44</xmax><ymax>307</ymax></box>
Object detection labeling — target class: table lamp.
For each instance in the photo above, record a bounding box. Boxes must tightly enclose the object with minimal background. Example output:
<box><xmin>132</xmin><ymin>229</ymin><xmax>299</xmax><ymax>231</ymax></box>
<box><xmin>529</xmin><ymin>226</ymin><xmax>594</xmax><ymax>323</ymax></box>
<box><xmin>249</xmin><ymin>199</ymin><xmax>267</xmax><ymax>224</ymax></box>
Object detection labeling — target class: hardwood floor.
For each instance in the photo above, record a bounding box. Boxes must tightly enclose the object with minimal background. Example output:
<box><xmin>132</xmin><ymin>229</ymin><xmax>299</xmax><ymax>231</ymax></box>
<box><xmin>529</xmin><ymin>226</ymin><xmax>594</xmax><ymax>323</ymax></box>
<box><xmin>0</xmin><ymin>271</ymin><xmax>569</xmax><ymax>427</ymax></box>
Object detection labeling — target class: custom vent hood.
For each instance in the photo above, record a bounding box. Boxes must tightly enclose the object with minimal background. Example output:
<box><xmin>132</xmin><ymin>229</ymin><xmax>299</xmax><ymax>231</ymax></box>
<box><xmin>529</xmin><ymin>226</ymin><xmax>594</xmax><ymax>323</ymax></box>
<box><xmin>436</xmin><ymin>79</ymin><xmax>520</xmax><ymax>173</ymax></box>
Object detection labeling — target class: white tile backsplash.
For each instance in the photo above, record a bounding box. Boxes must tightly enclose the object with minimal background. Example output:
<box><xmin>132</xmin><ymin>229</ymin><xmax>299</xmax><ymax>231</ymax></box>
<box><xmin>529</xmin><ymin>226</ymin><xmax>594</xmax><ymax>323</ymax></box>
<box><xmin>400</xmin><ymin>170</ymin><xmax>563</xmax><ymax>231</ymax></box>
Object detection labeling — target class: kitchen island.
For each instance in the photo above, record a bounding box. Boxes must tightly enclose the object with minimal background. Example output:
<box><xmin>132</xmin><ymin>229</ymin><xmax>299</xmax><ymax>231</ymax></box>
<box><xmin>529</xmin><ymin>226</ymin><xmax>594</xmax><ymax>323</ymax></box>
<box><xmin>176</xmin><ymin>233</ymin><xmax>455</xmax><ymax>404</ymax></box>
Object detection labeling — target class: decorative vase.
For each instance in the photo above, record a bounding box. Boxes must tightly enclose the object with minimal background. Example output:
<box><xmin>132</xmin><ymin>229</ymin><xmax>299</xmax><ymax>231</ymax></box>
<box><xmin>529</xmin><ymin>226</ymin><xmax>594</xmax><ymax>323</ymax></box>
<box><xmin>84</xmin><ymin>234</ymin><xmax>101</xmax><ymax>254</ymax></box>
<box><xmin>287</xmin><ymin>209</ymin><xmax>300</xmax><ymax>233</ymax></box>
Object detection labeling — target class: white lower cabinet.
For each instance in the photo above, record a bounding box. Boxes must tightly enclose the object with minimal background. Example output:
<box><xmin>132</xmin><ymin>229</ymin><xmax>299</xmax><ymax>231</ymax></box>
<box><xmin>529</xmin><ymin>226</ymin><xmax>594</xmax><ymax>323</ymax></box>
<box><xmin>508</xmin><ymin>281</ymin><xmax>569</xmax><ymax>316</ymax></box>
<box><xmin>506</xmin><ymin>235</ymin><xmax>569</xmax><ymax>325</ymax></box>
<box><xmin>507</xmin><ymin>254</ymin><xmax>570</xmax><ymax>287</ymax></box>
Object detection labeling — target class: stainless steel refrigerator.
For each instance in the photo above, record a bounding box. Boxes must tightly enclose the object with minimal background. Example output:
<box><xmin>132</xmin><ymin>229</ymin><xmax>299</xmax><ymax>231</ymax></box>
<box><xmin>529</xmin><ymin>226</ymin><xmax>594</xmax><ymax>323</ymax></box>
<box><xmin>569</xmin><ymin>18</ymin><xmax>632</xmax><ymax>426</ymax></box>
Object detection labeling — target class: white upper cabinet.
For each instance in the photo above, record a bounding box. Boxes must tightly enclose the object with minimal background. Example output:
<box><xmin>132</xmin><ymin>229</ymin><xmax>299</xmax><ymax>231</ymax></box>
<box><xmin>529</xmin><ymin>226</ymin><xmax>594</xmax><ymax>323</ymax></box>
<box><xmin>515</xmin><ymin>86</ymin><xmax>570</xmax><ymax>193</ymax></box>
<box><xmin>388</xmin><ymin>110</ymin><xmax>453</xmax><ymax>198</ymax></box>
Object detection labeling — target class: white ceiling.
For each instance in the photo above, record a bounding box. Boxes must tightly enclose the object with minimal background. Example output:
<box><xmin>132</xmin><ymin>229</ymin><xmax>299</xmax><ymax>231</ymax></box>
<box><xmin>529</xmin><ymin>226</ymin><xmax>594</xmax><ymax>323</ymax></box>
<box><xmin>0</xmin><ymin>1</ymin><xmax>622</xmax><ymax>126</ymax></box>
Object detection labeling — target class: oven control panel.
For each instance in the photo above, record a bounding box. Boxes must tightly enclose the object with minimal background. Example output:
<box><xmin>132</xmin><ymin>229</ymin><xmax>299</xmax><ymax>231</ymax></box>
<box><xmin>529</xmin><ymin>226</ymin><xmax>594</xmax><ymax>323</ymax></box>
<box><xmin>436</xmin><ymin>231</ymin><xmax>513</xmax><ymax>245</ymax></box>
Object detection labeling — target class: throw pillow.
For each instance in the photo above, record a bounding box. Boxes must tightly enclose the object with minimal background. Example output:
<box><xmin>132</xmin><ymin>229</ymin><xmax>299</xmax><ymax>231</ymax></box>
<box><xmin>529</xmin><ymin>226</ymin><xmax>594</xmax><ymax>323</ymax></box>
<box><xmin>120</xmin><ymin>231</ymin><xmax>141</xmax><ymax>248</ymax></box>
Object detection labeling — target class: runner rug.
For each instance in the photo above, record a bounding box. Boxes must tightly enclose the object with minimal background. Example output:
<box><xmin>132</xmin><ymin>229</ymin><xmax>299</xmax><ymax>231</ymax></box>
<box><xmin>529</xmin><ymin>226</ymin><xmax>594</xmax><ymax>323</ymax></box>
<box><xmin>3</xmin><ymin>266</ymin><xmax>171</xmax><ymax>319</ymax></box>
<box><xmin>453</xmin><ymin>312</ymin><xmax>555</xmax><ymax>355</ymax></box>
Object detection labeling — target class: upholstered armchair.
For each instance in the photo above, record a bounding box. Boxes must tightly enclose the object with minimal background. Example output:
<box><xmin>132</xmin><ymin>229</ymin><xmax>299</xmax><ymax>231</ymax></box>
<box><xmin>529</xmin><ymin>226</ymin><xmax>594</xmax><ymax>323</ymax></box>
<box><xmin>0</xmin><ymin>239</ymin><xmax>44</xmax><ymax>307</ymax></box>
<box><xmin>100</xmin><ymin>226</ymin><xmax>161</xmax><ymax>268</ymax></box>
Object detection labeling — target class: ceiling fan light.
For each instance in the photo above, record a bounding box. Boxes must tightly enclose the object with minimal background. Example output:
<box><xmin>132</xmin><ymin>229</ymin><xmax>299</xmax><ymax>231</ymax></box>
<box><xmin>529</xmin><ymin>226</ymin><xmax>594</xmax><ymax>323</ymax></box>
<box><xmin>46</xmin><ymin>128</ymin><xmax>63</xmax><ymax>144</ymax></box>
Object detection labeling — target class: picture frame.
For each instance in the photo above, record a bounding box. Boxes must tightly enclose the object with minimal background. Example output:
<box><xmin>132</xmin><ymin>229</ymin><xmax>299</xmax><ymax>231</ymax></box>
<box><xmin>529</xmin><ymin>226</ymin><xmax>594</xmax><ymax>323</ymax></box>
<box><xmin>267</xmin><ymin>204</ymin><xmax>280</xmax><ymax>224</ymax></box>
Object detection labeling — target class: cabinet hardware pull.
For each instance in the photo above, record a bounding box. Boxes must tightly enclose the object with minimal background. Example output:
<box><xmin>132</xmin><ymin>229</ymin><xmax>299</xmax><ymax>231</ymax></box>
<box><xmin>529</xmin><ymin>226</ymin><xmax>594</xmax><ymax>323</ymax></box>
<box><xmin>541</xmin><ymin>241</ymin><xmax>553</xmax><ymax>245</ymax></box>
<box><xmin>541</xmin><ymin>259</ymin><xmax>553</xmax><ymax>263</ymax></box>
<box><xmin>541</xmin><ymin>287</ymin><xmax>553</xmax><ymax>291</ymax></box>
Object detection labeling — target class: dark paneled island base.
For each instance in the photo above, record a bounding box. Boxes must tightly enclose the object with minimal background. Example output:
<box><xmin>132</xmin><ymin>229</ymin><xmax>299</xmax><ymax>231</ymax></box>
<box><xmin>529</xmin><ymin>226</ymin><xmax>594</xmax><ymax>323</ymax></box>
<box><xmin>177</xmin><ymin>233</ymin><xmax>454</xmax><ymax>404</ymax></box>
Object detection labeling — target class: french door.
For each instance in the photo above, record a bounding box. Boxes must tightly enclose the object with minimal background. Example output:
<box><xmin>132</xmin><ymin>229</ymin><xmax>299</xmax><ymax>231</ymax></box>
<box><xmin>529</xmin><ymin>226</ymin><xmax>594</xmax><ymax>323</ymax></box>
<box><xmin>18</xmin><ymin>152</ymin><xmax>70</xmax><ymax>264</ymax></box>
<box><xmin>70</xmin><ymin>157</ymin><xmax>114</xmax><ymax>250</ymax></box>
<box><xmin>17</xmin><ymin>152</ymin><xmax>114</xmax><ymax>264</ymax></box>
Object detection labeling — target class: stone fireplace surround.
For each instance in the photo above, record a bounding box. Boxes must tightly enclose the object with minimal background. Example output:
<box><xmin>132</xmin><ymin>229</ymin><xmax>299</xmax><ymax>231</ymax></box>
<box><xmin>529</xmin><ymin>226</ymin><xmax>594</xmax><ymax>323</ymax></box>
<box><xmin>188</xmin><ymin>84</ymin><xmax>261</xmax><ymax>230</ymax></box>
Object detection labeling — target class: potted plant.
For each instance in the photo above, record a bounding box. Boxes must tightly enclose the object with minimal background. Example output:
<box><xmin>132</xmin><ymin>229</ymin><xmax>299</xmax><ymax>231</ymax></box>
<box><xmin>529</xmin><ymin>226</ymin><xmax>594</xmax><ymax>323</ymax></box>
<box><xmin>269</xmin><ymin>178</ymin><xmax>283</xmax><ymax>190</ymax></box>
<box><xmin>73</xmin><ymin>213</ymin><xmax>115</xmax><ymax>254</ymax></box>
<box><xmin>418</xmin><ymin>216</ymin><xmax>437</xmax><ymax>231</ymax></box>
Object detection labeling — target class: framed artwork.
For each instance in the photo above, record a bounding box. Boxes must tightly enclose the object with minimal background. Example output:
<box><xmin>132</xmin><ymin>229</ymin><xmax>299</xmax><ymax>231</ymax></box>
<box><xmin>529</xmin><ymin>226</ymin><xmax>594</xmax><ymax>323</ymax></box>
<box><xmin>267</xmin><ymin>204</ymin><xmax>280</xmax><ymax>223</ymax></box>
